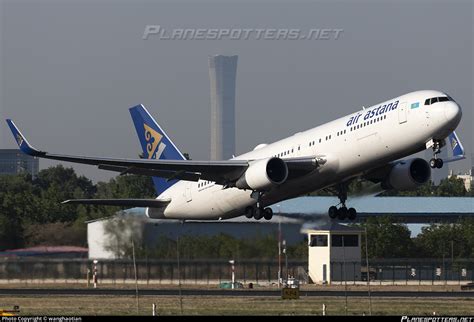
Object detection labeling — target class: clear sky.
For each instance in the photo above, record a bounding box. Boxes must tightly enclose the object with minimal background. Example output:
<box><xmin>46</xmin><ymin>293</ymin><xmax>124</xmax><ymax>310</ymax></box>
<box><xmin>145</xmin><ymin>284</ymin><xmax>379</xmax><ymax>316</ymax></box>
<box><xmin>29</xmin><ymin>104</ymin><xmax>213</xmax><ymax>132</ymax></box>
<box><xmin>1</xmin><ymin>0</ymin><xmax>472</xmax><ymax>183</ymax></box>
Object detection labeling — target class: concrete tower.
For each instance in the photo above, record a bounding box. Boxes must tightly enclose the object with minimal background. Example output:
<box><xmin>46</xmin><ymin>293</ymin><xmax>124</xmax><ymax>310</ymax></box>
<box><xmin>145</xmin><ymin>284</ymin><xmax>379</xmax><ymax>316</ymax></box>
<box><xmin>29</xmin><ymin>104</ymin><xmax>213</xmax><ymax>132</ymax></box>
<box><xmin>209</xmin><ymin>55</ymin><xmax>237</xmax><ymax>160</ymax></box>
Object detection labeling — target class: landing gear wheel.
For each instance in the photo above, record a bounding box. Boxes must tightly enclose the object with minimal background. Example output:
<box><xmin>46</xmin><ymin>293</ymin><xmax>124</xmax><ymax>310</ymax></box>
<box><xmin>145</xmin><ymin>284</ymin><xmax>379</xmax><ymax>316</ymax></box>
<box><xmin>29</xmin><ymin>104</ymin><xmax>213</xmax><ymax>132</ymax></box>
<box><xmin>254</xmin><ymin>208</ymin><xmax>263</xmax><ymax>220</ymax></box>
<box><xmin>244</xmin><ymin>207</ymin><xmax>254</xmax><ymax>219</ymax></box>
<box><xmin>430</xmin><ymin>158</ymin><xmax>444</xmax><ymax>169</ymax></box>
<box><xmin>263</xmin><ymin>207</ymin><xmax>273</xmax><ymax>220</ymax></box>
<box><xmin>347</xmin><ymin>207</ymin><xmax>357</xmax><ymax>220</ymax></box>
<box><xmin>337</xmin><ymin>207</ymin><xmax>348</xmax><ymax>220</ymax></box>
<box><xmin>328</xmin><ymin>206</ymin><xmax>338</xmax><ymax>219</ymax></box>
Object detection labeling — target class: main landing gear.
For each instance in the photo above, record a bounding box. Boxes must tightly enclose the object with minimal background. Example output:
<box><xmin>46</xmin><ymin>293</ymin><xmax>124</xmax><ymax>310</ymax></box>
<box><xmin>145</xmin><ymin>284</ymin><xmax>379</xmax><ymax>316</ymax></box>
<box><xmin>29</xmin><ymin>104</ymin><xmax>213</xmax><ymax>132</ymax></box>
<box><xmin>328</xmin><ymin>183</ymin><xmax>357</xmax><ymax>221</ymax></box>
<box><xmin>244</xmin><ymin>206</ymin><xmax>273</xmax><ymax>220</ymax></box>
<box><xmin>429</xmin><ymin>140</ymin><xmax>444</xmax><ymax>169</ymax></box>
<box><xmin>244</xmin><ymin>191</ymin><xmax>273</xmax><ymax>220</ymax></box>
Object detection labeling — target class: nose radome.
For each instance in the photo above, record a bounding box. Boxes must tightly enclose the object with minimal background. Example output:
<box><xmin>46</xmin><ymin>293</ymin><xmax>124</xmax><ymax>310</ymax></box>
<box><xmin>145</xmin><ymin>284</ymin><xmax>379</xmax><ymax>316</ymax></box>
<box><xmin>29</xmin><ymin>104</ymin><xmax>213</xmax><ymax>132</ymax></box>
<box><xmin>444</xmin><ymin>102</ymin><xmax>462</xmax><ymax>124</ymax></box>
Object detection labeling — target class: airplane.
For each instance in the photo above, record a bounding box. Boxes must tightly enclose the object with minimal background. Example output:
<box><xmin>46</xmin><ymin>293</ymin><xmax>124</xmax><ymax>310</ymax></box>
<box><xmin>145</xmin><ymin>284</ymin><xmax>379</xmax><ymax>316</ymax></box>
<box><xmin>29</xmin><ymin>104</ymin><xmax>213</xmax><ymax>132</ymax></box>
<box><xmin>6</xmin><ymin>90</ymin><xmax>464</xmax><ymax>221</ymax></box>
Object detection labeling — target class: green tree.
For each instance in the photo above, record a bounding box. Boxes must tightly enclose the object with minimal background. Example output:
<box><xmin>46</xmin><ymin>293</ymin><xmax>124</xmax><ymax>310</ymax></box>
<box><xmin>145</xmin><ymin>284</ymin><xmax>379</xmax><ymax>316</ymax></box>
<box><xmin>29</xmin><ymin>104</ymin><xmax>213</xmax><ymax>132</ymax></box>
<box><xmin>0</xmin><ymin>174</ymin><xmax>37</xmax><ymax>249</ymax></box>
<box><xmin>356</xmin><ymin>217</ymin><xmax>416</xmax><ymax>258</ymax></box>
<box><xmin>435</xmin><ymin>176</ymin><xmax>467</xmax><ymax>196</ymax></box>
<box><xmin>414</xmin><ymin>220</ymin><xmax>474</xmax><ymax>258</ymax></box>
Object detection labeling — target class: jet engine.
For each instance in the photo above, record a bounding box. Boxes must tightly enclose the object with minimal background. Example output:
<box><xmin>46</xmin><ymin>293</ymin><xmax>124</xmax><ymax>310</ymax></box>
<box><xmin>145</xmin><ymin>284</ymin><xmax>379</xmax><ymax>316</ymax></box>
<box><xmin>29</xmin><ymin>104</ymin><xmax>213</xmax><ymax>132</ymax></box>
<box><xmin>382</xmin><ymin>158</ymin><xmax>431</xmax><ymax>190</ymax></box>
<box><xmin>235</xmin><ymin>157</ymin><xmax>288</xmax><ymax>190</ymax></box>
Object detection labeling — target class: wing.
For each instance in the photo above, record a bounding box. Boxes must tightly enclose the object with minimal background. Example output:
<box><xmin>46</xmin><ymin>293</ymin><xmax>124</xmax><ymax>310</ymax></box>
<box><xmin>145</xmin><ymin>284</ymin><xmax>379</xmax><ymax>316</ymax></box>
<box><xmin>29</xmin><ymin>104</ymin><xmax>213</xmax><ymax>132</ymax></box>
<box><xmin>6</xmin><ymin>119</ymin><xmax>323</xmax><ymax>187</ymax></box>
<box><xmin>62</xmin><ymin>198</ymin><xmax>170</xmax><ymax>208</ymax></box>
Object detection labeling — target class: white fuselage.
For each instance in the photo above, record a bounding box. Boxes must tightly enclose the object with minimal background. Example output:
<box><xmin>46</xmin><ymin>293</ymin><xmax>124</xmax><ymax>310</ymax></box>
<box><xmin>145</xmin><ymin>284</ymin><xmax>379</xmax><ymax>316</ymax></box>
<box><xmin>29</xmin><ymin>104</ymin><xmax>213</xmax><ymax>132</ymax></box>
<box><xmin>151</xmin><ymin>90</ymin><xmax>462</xmax><ymax>220</ymax></box>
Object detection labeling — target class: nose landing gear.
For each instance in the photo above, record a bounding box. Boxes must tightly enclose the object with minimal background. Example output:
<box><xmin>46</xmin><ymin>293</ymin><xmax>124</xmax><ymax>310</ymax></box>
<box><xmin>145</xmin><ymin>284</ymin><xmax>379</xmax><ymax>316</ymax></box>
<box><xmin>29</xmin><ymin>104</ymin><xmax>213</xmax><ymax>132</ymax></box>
<box><xmin>327</xmin><ymin>183</ymin><xmax>357</xmax><ymax>221</ymax></box>
<box><xmin>429</xmin><ymin>140</ymin><xmax>444</xmax><ymax>169</ymax></box>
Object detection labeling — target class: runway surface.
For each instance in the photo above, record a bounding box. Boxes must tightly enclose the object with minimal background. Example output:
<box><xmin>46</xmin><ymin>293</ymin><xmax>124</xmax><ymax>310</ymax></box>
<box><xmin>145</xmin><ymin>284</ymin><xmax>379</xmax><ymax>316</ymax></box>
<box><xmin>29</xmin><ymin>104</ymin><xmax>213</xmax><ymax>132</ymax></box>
<box><xmin>1</xmin><ymin>288</ymin><xmax>473</xmax><ymax>297</ymax></box>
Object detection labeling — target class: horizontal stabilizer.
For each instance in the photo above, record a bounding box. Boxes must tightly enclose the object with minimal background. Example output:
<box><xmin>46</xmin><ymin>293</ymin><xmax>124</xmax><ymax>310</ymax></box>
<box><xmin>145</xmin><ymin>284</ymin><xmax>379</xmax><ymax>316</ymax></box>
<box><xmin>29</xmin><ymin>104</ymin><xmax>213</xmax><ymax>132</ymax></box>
<box><xmin>62</xmin><ymin>198</ymin><xmax>170</xmax><ymax>208</ymax></box>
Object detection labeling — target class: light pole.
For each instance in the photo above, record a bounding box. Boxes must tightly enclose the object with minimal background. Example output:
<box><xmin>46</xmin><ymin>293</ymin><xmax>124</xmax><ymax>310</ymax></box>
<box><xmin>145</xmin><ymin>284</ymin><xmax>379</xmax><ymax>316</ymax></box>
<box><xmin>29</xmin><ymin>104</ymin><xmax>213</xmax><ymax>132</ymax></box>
<box><xmin>229</xmin><ymin>260</ymin><xmax>235</xmax><ymax>289</ymax></box>
<box><xmin>282</xmin><ymin>239</ymin><xmax>288</xmax><ymax>280</ymax></box>
<box><xmin>92</xmin><ymin>259</ymin><xmax>98</xmax><ymax>289</ymax></box>
<box><xmin>277</xmin><ymin>204</ymin><xmax>282</xmax><ymax>288</ymax></box>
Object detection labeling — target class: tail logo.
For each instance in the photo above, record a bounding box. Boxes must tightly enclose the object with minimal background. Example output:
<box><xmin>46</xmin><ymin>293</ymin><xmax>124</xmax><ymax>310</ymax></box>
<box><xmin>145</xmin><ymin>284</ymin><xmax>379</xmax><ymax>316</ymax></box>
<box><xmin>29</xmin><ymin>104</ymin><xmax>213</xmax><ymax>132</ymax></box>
<box><xmin>15</xmin><ymin>134</ymin><xmax>24</xmax><ymax>147</ymax></box>
<box><xmin>450</xmin><ymin>136</ymin><xmax>458</xmax><ymax>151</ymax></box>
<box><xmin>144</xmin><ymin>124</ymin><xmax>166</xmax><ymax>159</ymax></box>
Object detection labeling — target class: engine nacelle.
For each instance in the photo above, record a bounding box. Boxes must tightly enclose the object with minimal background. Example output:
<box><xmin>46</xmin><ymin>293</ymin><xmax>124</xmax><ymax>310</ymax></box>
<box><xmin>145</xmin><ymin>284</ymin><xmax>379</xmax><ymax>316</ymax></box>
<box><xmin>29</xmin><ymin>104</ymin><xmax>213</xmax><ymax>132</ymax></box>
<box><xmin>382</xmin><ymin>158</ymin><xmax>431</xmax><ymax>190</ymax></box>
<box><xmin>235</xmin><ymin>157</ymin><xmax>288</xmax><ymax>190</ymax></box>
<box><xmin>146</xmin><ymin>207</ymin><xmax>166</xmax><ymax>219</ymax></box>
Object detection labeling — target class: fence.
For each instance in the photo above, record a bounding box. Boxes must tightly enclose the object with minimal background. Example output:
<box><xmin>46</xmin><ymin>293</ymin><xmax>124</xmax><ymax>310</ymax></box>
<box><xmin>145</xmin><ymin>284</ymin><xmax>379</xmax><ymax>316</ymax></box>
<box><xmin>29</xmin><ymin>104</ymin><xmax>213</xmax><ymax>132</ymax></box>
<box><xmin>331</xmin><ymin>259</ymin><xmax>474</xmax><ymax>285</ymax></box>
<box><xmin>0</xmin><ymin>258</ymin><xmax>472</xmax><ymax>285</ymax></box>
<box><xmin>0</xmin><ymin>258</ymin><xmax>307</xmax><ymax>285</ymax></box>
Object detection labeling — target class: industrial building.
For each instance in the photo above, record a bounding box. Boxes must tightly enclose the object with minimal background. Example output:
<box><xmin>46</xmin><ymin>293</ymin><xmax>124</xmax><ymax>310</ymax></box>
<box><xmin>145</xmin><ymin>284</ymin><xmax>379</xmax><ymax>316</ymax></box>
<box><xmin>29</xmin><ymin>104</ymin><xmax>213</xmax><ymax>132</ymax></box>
<box><xmin>86</xmin><ymin>196</ymin><xmax>474</xmax><ymax>259</ymax></box>
<box><xmin>0</xmin><ymin>149</ymin><xmax>39</xmax><ymax>177</ymax></box>
<box><xmin>208</xmin><ymin>55</ymin><xmax>238</xmax><ymax>160</ymax></box>
<box><xmin>87</xmin><ymin>208</ymin><xmax>302</xmax><ymax>259</ymax></box>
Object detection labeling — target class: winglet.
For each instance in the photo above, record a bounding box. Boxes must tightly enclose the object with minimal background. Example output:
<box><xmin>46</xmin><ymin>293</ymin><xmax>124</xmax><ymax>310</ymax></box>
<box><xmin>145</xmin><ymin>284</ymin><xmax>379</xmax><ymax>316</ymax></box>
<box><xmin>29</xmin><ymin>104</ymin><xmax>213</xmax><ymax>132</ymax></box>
<box><xmin>5</xmin><ymin>119</ymin><xmax>44</xmax><ymax>156</ymax></box>
<box><xmin>444</xmin><ymin>131</ymin><xmax>466</xmax><ymax>164</ymax></box>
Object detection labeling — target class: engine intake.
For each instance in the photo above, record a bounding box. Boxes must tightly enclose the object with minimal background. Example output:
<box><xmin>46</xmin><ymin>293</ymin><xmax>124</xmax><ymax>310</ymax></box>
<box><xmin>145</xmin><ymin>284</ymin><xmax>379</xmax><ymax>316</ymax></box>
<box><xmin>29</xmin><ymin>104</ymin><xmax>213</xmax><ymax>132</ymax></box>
<box><xmin>382</xmin><ymin>158</ymin><xmax>431</xmax><ymax>190</ymax></box>
<box><xmin>235</xmin><ymin>157</ymin><xmax>288</xmax><ymax>190</ymax></box>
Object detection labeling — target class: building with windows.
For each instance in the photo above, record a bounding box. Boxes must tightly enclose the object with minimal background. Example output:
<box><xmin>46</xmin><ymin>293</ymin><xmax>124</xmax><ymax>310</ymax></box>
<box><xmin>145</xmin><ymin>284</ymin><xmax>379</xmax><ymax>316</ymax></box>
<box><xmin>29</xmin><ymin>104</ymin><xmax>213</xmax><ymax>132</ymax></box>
<box><xmin>0</xmin><ymin>149</ymin><xmax>39</xmax><ymax>177</ymax></box>
<box><xmin>449</xmin><ymin>169</ymin><xmax>473</xmax><ymax>192</ymax></box>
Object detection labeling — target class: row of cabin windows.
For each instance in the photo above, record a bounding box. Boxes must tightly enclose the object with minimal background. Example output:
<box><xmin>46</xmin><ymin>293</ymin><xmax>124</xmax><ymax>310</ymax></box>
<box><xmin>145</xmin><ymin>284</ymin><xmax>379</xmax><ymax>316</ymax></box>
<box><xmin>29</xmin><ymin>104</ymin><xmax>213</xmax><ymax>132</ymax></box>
<box><xmin>273</xmin><ymin>113</ymin><xmax>387</xmax><ymax>158</ymax></box>
<box><xmin>309</xmin><ymin>134</ymin><xmax>333</xmax><ymax>147</ymax></box>
<box><xmin>349</xmin><ymin>114</ymin><xmax>386</xmax><ymax>132</ymax></box>
<box><xmin>274</xmin><ymin>148</ymin><xmax>295</xmax><ymax>158</ymax></box>
<box><xmin>198</xmin><ymin>181</ymin><xmax>213</xmax><ymax>188</ymax></box>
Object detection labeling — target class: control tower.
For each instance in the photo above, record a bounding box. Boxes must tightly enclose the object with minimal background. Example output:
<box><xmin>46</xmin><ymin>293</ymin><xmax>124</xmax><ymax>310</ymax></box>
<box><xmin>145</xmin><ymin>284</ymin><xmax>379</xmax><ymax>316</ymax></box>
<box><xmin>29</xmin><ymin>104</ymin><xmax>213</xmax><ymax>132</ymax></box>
<box><xmin>208</xmin><ymin>55</ymin><xmax>238</xmax><ymax>160</ymax></box>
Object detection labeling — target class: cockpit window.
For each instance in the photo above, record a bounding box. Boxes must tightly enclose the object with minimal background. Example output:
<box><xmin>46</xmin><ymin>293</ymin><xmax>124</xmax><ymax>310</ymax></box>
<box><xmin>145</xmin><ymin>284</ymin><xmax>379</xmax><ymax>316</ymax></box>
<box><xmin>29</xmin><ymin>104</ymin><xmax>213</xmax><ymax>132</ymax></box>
<box><xmin>424</xmin><ymin>96</ymin><xmax>452</xmax><ymax>105</ymax></box>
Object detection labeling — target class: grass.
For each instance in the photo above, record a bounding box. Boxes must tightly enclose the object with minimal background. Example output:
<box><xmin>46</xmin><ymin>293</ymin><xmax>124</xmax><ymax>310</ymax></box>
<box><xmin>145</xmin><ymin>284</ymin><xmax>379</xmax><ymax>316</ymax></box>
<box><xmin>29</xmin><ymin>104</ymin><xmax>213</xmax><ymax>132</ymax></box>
<box><xmin>0</xmin><ymin>295</ymin><xmax>473</xmax><ymax>316</ymax></box>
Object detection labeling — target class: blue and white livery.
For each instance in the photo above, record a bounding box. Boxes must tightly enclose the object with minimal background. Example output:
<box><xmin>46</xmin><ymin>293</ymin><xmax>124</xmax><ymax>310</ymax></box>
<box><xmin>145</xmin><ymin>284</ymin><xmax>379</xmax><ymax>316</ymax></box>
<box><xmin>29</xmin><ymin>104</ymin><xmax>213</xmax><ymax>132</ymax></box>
<box><xmin>6</xmin><ymin>90</ymin><xmax>464</xmax><ymax>221</ymax></box>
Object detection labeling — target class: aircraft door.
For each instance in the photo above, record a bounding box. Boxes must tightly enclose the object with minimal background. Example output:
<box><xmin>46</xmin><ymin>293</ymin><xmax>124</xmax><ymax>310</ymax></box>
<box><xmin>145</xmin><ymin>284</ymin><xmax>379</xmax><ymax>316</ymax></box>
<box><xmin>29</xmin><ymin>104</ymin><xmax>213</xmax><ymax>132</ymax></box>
<box><xmin>185</xmin><ymin>183</ymin><xmax>192</xmax><ymax>202</ymax></box>
<box><xmin>398</xmin><ymin>102</ymin><xmax>407</xmax><ymax>124</ymax></box>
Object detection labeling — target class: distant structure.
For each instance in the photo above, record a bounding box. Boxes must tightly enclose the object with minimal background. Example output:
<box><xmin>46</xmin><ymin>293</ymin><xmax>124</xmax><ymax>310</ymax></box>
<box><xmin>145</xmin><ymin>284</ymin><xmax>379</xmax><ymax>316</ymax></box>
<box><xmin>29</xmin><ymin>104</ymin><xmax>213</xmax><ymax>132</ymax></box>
<box><xmin>449</xmin><ymin>169</ymin><xmax>472</xmax><ymax>192</ymax></box>
<box><xmin>0</xmin><ymin>149</ymin><xmax>39</xmax><ymax>177</ymax></box>
<box><xmin>425</xmin><ymin>149</ymin><xmax>448</xmax><ymax>185</ymax></box>
<box><xmin>471</xmin><ymin>153</ymin><xmax>474</xmax><ymax>175</ymax></box>
<box><xmin>208</xmin><ymin>55</ymin><xmax>238</xmax><ymax>160</ymax></box>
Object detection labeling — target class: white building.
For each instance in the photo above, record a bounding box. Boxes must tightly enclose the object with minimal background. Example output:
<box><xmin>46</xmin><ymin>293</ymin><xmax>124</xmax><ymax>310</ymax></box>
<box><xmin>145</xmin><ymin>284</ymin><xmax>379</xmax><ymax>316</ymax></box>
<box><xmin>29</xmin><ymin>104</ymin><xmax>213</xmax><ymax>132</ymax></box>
<box><xmin>449</xmin><ymin>170</ymin><xmax>473</xmax><ymax>192</ymax></box>
<box><xmin>305</xmin><ymin>223</ymin><xmax>363</xmax><ymax>284</ymax></box>
<box><xmin>87</xmin><ymin>208</ymin><xmax>303</xmax><ymax>259</ymax></box>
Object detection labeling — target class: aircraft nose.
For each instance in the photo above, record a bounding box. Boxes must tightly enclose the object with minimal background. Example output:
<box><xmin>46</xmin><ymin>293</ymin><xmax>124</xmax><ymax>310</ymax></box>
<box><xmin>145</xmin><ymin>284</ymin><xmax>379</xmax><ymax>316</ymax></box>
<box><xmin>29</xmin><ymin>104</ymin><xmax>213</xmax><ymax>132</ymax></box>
<box><xmin>444</xmin><ymin>102</ymin><xmax>462</xmax><ymax>124</ymax></box>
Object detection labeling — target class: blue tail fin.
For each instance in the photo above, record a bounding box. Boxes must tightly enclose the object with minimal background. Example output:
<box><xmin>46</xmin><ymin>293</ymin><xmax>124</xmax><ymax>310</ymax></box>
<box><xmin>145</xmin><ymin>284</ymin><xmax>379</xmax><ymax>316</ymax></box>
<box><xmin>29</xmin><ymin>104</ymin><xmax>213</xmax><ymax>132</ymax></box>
<box><xmin>129</xmin><ymin>105</ymin><xmax>186</xmax><ymax>196</ymax></box>
<box><xmin>444</xmin><ymin>131</ymin><xmax>466</xmax><ymax>164</ymax></box>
